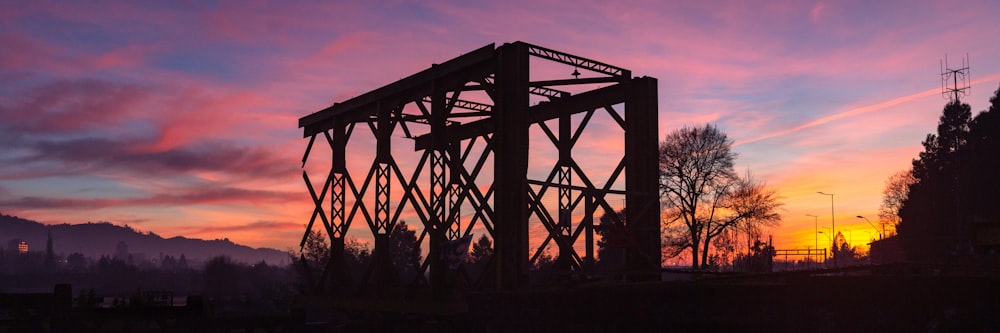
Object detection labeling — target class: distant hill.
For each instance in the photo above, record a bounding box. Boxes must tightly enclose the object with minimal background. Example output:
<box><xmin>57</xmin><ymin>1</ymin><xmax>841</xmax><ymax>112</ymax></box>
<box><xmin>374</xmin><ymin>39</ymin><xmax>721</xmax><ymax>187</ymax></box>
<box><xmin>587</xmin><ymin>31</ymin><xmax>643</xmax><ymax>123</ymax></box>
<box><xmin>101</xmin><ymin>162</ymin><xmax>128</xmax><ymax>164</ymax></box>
<box><xmin>0</xmin><ymin>213</ymin><xmax>289</xmax><ymax>266</ymax></box>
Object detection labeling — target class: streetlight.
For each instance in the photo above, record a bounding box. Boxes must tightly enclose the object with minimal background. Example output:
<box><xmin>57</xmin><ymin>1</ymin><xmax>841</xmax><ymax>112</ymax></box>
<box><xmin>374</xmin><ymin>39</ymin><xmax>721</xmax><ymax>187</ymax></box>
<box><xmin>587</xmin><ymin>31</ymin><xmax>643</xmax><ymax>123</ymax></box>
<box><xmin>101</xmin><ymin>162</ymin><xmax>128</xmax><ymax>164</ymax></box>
<box><xmin>817</xmin><ymin>191</ymin><xmax>835</xmax><ymax>246</ymax></box>
<box><xmin>807</xmin><ymin>214</ymin><xmax>819</xmax><ymax>261</ymax></box>
<box><xmin>818</xmin><ymin>230</ymin><xmax>832</xmax><ymax>264</ymax></box>
<box><xmin>857</xmin><ymin>215</ymin><xmax>882</xmax><ymax>239</ymax></box>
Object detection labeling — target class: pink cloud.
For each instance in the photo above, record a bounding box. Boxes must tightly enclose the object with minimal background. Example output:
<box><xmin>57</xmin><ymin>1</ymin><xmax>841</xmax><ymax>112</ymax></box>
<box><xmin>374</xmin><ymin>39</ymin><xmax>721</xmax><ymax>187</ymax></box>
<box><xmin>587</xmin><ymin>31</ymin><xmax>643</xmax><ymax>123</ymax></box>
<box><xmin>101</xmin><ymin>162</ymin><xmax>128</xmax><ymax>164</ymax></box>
<box><xmin>179</xmin><ymin>220</ymin><xmax>302</xmax><ymax>236</ymax></box>
<box><xmin>129</xmin><ymin>89</ymin><xmax>278</xmax><ymax>153</ymax></box>
<box><xmin>0</xmin><ymin>187</ymin><xmax>300</xmax><ymax>211</ymax></box>
<box><xmin>197</xmin><ymin>1</ymin><xmax>358</xmax><ymax>45</ymax></box>
<box><xmin>0</xmin><ymin>32</ymin><xmax>54</xmax><ymax>72</ymax></box>
<box><xmin>0</xmin><ymin>31</ymin><xmax>158</xmax><ymax>79</ymax></box>
<box><xmin>89</xmin><ymin>44</ymin><xmax>159</xmax><ymax>72</ymax></box>
<box><xmin>0</xmin><ymin>78</ymin><xmax>149</xmax><ymax>133</ymax></box>
<box><xmin>810</xmin><ymin>2</ymin><xmax>826</xmax><ymax>23</ymax></box>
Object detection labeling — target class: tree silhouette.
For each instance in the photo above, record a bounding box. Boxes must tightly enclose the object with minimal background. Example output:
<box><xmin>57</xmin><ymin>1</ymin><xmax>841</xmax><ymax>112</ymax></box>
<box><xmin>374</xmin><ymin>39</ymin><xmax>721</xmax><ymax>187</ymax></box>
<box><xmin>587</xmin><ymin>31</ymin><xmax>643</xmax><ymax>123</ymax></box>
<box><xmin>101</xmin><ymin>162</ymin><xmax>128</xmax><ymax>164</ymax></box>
<box><xmin>898</xmin><ymin>99</ymin><xmax>973</xmax><ymax>260</ymax></box>
<box><xmin>659</xmin><ymin>124</ymin><xmax>737</xmax><ymax>269</ymax></box>
<box><xmin>160</xmin><ymin>254</ymin><xmax>177</xmax><ymax>271</ymax></box>
<box><xmin>296</xmin><ymin>230</ymin><xmax>329</xmax><ymax>283</ymax></box>
<box><xmin>729</xmin><ymin>172</ymin><xmax>782</xmax><ymax>256</ymax></box>
<box><xmin>896</xmin><ymin>84</ymin><xmax>1000</xmax><ymax>259</ymax></box>
<box><xmin>293</xmin><ymin>229</ymin><xmax>370</xmax><ymax>289</ymax></box>
<box><xmin>66</xmin><ymin>252</ymin><xmax>87</xmax><ymax>272</ymax></box>
<box><xmin>659</xmin><ymin>124</ymin><xmax>783</xmax><ymax>269</ymax></box>
<box><xmin>44</xmin><ymin>231</ymin><xmax>55</xmax><ymax>272</ymax></box>
<box><xmin>466</xmin><ymin>235</ymin><xmax>493</xmax><ymax>282</ymax></box>
<box><xmin>595</xmin><ymin>208</ymin><xmax>626</xmax><ymax>270</ymax></box>
<box><xmin>732</xmin><ymin>238</ymin><xmax>775</xmax><ymax>272</ymax></box>
<box><xmin>203</xmin><ymin>255</ymin><xmax>242</xmax><ymax>296</ymax></box>
<box><xmin>828</xmin><ymin>231</ymin><xmax>866</xmax><ymax>266</ymax></box>
<box><xmin>344</xmin><ymin>237</ymin><xmax>371</xmax><ymax>281</ymax></box>
<box><xmin>389</xmin><ymin>221</ymin><xmax>421</xmax><ymax>283</ymax></box>
<box><xmin>879</xmin><ymin>169</ymin><xmax>915</xmax><ymax>234</ymax></box>
<box><xmin>468</xmin><ymin>235</ymin><xmax>493</xmax><ymax>267</ymax></box>
<box><xmin>963</xmin><ymin>84</ymin><xmax>1000</xmax><ymax>254</ymax></box>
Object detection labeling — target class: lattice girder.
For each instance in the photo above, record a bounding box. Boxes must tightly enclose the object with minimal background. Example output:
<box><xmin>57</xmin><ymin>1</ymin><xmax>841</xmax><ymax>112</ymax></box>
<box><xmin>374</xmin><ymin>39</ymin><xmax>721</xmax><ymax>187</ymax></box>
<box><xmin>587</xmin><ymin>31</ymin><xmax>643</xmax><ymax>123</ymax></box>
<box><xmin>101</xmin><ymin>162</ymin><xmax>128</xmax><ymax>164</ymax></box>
<box><xmin>298</xmin><ymin>41</ymin><xmax>660</xmax><ymax>295</ymax></box>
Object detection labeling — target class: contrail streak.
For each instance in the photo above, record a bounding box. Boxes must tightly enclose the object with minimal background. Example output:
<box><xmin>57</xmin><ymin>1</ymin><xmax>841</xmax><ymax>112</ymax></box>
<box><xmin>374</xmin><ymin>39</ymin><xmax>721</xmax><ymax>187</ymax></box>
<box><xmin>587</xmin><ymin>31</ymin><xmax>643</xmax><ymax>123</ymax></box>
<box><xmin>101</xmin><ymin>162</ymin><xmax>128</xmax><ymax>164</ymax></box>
<box><xmin>735</xmin><ymin>72</ymin><xmax>1000</xmax><ymax>146</ymax></box>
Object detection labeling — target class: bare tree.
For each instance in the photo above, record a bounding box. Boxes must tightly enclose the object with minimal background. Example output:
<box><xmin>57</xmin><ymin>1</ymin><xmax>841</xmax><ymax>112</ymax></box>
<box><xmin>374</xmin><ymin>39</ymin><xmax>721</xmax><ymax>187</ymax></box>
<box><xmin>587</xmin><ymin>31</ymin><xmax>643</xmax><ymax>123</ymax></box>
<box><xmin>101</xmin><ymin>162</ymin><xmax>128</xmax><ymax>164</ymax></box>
<box><xmin>659</xmin><ymin>124</ymin><xmax>782</xmax><ymax>269</ymax></box>
<box><xmin>729</xmin><ymin>173</ymin><xmax>783</xmax><ymax>255</ymax></box>
<box><xmin>879</xmin><ymin>169</ymin><xmax>915</xmax><ymax>234</ymax></box>
<box><xmin>659</xmin><ymin>124</ymin><xmax>736</xmax><ymax>269</ymax></box>
<box><xmin>660</xmin><ymin>208</ymin><xmax>691</xmax><ymax>261</ymax></box>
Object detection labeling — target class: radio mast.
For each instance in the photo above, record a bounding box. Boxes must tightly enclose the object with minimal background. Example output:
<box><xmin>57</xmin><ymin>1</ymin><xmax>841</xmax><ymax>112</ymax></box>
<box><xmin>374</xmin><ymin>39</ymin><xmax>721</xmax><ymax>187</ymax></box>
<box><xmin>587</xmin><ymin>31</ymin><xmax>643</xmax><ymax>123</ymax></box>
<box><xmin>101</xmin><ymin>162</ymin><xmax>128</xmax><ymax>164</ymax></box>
<box><xmin>941</xmin><ymin>54</ymin><xmax>970</xmax><ymax>102</ymax></box>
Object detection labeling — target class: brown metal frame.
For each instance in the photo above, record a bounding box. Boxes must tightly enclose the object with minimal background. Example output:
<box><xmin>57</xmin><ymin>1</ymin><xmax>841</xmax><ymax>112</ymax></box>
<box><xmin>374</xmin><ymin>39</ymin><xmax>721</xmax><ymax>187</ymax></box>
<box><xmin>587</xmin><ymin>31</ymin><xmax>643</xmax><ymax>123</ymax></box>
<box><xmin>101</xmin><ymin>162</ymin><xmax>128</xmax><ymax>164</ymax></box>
<box><xmin>298</xmin><ymin>41</ymin><xmax>660</xmax><ymax>295</ymax></box>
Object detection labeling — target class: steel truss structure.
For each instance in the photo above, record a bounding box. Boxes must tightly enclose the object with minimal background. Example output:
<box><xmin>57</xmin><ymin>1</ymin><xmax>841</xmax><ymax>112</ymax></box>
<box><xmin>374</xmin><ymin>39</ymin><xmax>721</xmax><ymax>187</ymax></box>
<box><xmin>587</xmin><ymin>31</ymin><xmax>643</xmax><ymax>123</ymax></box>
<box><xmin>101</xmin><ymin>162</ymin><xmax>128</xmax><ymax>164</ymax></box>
<box><xmin>298</xmin><ymin>41</ymin><xmax>660</xmax><ymax>296</ymax></box>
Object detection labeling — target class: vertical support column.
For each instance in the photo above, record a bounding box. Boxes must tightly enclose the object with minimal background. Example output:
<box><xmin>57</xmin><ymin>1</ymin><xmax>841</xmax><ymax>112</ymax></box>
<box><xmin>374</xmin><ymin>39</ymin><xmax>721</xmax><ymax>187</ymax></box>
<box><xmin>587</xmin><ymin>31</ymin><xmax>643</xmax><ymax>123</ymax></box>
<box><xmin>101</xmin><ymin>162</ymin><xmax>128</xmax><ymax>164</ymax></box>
<box><xmin>372</xmin><ymin>102</ymin><xmax>395</xmax><ymax>288</ymax></box>
<box><xmin>375</xmin><ymin>104</ymin><xmax>392</xmax><ymax>235</ymax></box>
<box><xmin>331</xmin><ymin>120</ymin><xmax>348</xmax><ymax>235</ymax></box>
<box><xmin>584</xmin><ymin>193</ymin><xmax>595</xmax><ymax>264</ymax></box>
<box><xmin>558</xmin><ymin>114</ymin><xmax>572</xmax><ymax>236</ymax></box>
<box><xmin>447</xmin><ymin>141</ymin><xmax>462</xmax><ymax>240</ymax></box>
<box><xmin>493</xmin><ymin>42</ymin><xmax>530</xmax><ymax>289</ymax></box>
<box><xmin>556</xmin><ymin>114</ymin><xmax>573</xmax><ymax>269</ymax></box>
<box><xmin>429</xmin><ymin>86</ymin><xmax>448</xmax><ymax>298</ymax></box>
<box><xmin>328</xmin><ymin>119</ymin><xmax>349</xmax><ymax>291</ymax></box>
<box><xmin>624</xmin><ymin>76</ymin><xmax>661</xmax><ymax>275</ymax></box>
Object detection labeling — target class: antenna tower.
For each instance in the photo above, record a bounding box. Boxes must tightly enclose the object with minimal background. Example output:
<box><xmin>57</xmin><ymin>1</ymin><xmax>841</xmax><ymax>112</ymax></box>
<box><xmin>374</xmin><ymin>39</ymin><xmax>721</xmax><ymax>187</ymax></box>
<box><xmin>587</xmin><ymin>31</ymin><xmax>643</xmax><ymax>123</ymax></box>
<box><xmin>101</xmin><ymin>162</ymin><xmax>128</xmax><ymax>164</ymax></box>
<box><xmin>941</xmin><ymin>54</ymin><xmax>970</xmax><ymax>102</ymax></box>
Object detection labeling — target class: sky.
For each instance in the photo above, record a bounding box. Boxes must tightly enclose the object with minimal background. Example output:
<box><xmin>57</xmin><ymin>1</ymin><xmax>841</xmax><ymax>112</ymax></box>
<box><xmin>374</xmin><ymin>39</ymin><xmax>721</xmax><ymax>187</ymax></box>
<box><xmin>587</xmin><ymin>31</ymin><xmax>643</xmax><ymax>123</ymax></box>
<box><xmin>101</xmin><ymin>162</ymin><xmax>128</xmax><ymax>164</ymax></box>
<box><xmin>2</xmin><ymin>0</ymin><xmax>1000</xmax><ymax>255</ymax></box>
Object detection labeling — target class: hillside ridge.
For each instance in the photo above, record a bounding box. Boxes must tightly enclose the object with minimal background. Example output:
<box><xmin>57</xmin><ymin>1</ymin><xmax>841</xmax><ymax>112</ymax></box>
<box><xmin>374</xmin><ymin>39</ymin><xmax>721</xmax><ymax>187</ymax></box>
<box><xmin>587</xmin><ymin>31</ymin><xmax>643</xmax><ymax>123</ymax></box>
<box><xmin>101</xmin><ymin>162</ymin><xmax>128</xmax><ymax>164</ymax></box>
<box><xmin>0</xmin><ymin>213</ymin><xmax>289</xmax><ymax>265</ymax></box>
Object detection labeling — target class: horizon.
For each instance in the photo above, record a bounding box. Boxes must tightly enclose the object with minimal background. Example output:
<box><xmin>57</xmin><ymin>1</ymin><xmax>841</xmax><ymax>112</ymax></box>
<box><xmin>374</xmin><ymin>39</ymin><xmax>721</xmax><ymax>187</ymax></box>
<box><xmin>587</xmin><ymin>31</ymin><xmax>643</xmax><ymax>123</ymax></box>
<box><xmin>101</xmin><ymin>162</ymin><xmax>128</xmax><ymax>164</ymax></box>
<box><xmin>0</xmin><ymin>213</ymin><xmax>291</xmax><ymax>266</ymax></box>
<box><xmin>2</xmin><ymin>1</ymin><xmax>1000</xmax><ymax>255</ymax></box>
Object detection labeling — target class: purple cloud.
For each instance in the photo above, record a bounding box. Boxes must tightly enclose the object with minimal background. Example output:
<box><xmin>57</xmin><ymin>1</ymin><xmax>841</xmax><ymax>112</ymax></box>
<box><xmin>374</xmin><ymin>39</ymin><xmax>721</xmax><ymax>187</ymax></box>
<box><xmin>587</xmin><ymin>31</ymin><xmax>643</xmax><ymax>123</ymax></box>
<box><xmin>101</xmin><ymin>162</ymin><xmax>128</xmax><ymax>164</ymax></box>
<box><xmin>0</xmin><ymin>78</ymin><xmax>148</xmax><ymax>134</ymax></box>
<box><xmin>0</xmin><ymin>187</ymin><xmax>300</xmax><ymax>210</ymax></box>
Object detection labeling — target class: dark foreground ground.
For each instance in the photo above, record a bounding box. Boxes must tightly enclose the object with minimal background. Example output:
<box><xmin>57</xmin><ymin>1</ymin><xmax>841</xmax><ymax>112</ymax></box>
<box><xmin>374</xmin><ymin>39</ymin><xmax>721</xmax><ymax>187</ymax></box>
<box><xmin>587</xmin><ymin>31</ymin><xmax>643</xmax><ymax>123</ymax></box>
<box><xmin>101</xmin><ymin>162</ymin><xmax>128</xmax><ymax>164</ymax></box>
<box><xmin>4</xmin><ymin>266</ymin><xmax>1000</xmax><ymax>332</ymax></box>
<box><xmin>464</xmin><ymin>274</ymin><xmax>1000</xmax><ymax>332</ymax></box>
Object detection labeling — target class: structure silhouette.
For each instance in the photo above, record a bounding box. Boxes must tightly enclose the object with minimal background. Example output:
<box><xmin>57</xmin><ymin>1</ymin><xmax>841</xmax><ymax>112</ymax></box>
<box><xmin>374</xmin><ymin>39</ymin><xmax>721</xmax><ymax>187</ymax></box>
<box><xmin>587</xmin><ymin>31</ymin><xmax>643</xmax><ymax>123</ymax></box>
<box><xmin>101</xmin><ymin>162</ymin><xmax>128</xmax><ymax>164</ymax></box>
<box><xmin>297</xmin><ymin>41</ymin><xmax>661</xmax><ymax>300</ymax></box>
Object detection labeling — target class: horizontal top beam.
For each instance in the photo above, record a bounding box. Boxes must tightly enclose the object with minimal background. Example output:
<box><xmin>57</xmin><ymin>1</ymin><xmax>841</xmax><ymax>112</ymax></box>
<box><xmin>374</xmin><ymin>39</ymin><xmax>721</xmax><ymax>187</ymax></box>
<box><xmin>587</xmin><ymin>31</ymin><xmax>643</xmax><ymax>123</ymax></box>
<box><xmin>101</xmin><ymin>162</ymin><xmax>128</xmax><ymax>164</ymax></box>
<box><xmin>522</xmin><ymin>42</ymin><xmax>630</xmax><ymax>78</ymax></box>
<box><xmin>412</xmin><ymin>82</ymin><xmax>626</xmax><ymax>150</ymax></box>
<box><xmin>299</xmin><ymin>43</ymin><xmax>497</xmax><ymax>137</ymax></box>
<box><xmin>300</xmin><ymin>41</ymin><xmax>634</xmax><ymax>138</ymax></box>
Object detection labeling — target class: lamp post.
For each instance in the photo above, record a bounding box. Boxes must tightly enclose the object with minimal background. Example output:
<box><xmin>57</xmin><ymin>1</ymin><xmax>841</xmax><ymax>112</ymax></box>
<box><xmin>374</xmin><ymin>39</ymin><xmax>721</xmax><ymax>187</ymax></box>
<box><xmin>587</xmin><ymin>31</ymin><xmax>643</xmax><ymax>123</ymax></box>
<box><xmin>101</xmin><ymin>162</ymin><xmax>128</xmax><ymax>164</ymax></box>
<box><xmin>818</xmin><ymin>230</ymin><xmax>832</xmax><ymax>264</ymax></box>
<box><xmin>857</xmin><ymin>215</ymin><xmax>882</xmax><ymax>239</ymax></box>
<box><xmin>807</xmin><ymin>214</ymin><xmax>819</xmax><ymax>262</ymax></box>
<box><xmin>817</xmin><ymin>192</ymin><xmax>835</xmax><ymax>245</ymax></box>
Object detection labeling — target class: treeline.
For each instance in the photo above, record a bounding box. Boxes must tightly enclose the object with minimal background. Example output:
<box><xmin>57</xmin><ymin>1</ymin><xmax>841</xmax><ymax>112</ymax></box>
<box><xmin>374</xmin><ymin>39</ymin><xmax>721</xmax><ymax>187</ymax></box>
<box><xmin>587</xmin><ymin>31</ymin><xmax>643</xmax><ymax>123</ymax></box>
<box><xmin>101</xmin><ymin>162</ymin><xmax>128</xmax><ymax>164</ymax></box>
<box><xmin>891</xmin><ymin>84</ymin><xmax>1000</xmax><ymax>261</ymax></box>
<box><xmin>1</xmin><ymin>247</ymin><xmax>295</xmax><ymax>315</ymax></box>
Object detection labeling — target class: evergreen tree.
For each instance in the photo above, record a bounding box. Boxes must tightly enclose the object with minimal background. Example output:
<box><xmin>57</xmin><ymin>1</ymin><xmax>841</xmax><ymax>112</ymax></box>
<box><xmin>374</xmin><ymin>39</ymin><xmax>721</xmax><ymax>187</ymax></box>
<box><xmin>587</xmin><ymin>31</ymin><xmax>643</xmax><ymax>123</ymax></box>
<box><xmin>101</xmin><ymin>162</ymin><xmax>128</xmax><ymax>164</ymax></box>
<box><xmin>44</xmin><ymin>231</ymin><xmax>55</xmax><ymax>271</ymax></box>
<box><xmin>595</xmin><ymin>208</ymin><xmax>626</xmax><ymax>270</ymax></box>
<box><xmin>389</xmin><ymin>221</ymin><xmax>421</xmax><ymax>283</ymax></box>
<box><xmin>898</xmin><ymin>100</ymin><xmax>972</xmax><ymax>260</ymax></box>
<box><xmin>466</xmin><ymin>235</ymin><xmax>493</xmax><ymax>282</ymax></box>
<box><xmin>469</xmin><ymin>235</ymin><xmax>493</xmax><ymax>266</ymax></box>
<box><xmin>963</xmin><ymin>85</ymin><xmax>1000</xmax><ymax>252</ymax></box>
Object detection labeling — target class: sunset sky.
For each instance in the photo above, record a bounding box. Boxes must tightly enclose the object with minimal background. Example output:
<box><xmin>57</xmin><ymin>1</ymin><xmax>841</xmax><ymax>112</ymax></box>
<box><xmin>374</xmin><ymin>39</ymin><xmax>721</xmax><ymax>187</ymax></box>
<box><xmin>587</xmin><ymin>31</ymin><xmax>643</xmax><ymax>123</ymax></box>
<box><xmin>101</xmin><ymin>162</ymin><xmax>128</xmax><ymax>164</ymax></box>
<box><xmin>3</xmin><ymin>1</ymin><xmax>1000</xmax><ymax>256</ymax></box>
